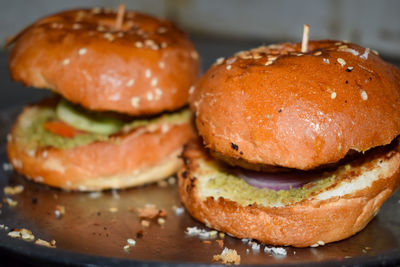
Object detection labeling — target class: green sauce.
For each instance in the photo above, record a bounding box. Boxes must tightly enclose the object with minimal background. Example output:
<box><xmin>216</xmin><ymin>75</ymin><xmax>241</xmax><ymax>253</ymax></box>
<box><xmin>15</xmin><ymin>104</ymin><xmax>191</xmax><ymax>150</ymax></box>
<box><xmin>198</xmin><ymin>160</ymin><xmax>337</xmax><ymax>207</ymax></box>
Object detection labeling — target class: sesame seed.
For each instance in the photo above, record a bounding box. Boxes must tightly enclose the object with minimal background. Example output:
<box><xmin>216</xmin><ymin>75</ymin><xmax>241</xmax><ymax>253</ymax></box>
<box><xmin>361</xmin><ymin>90</ymin><xmax>368</xmax><ymax>101</ymax></box>
<box><xmin>135</xmin><ymin>41</ymin><xmax>143</xmax><ymax>48</ymax></box>
<box><xmin>265</xmin><ymin>60</ymin><xmax>273</xmax><ymax>66</ymax></box>
<box><xmin>145</xmin><ymin>39</ymin><xmax>155</xmax><ymax>47</ymax></box>
<box><xmin>157</xmin><ymin>27</ymin><xmax>167</xmax><ymax>34</ymax></box>
<box><xmin>160</xmin><ymin>42</ymin><xmax>168</xmax><ymax>48</ymax></box>
<box><xmin>62</xmin><ymin>59</ymin><xmax>70</xmax><ymax>65</ymax></box>
<box><xmin>215</xmin><ymin>57</ymin><xmax>224</xmax><ymax>65</ymax></box>
<box><xmin>335</xmin><ymin>42</ymin><xmax>342</xmax><ymax>46</ymax></box>
<box><xmin>331</xmin><ymin>92</ymin><xmax>337</xmax><ymax>99</ymax></box>
<box><xmin>117</xmin><ymin>32</ymin><xmax>124</xmax><ymax>38</ymax></box>
<box><xmin>151</xmin><ymin>78</ymin><xmax>158</xmax><ymax>87</ymax></box>
<box><xmin>123</xmin><ymin>245</ymin><xmax>130</xmax><ymax>251</ymax></box>
<box><xmin>159</xmin><ymin>61</ymin><xmax>165</xmax><ymax>69</ymax></box>
<box><xmin>346</xmin><ymin>66</ymin><xmax>353</xmax><ymax>72</ymax></box>
<box><xmin>130</xmin><ymin>97</ymin><xmax>140</xmax><ymax>107</ymax></box>
<box><xmin>72</xmin><ymin>23</ymin><xmax>81</xmax><ymax>30</ymax></box>
<box><xmin>78</xmin><ymin>48</ymin><xmax>87</xmax><ymax>55</ymax></box>
<box><xmin>191</xmin><ymin>51</ymin><xmax>199</xmax><ymax>59</ymax></box>
<box><xmin>147</xmin><ymin>92</ymin><xmax>154</xmax><ymax>101</ymax></box>
<box><xmin>155</xmin><ymin>88</ymin><xmax>163</xmax><ymax>98</ymax></box>
<box><xmin>97</xmin><ymin>25</ymin><xmax>105</xmax><ymax>32</ymax></box>
<box><xmin>313</xmin><ymin>51</ymin><xmax>322</xmax><ymax>56</ymax></box>
<box><xmin>337</xmin><ymin>58</ymin><xmax>346</xmax><ymax>67</ymax></box>
<box><xmin>157</xmin><ymin>218</ymin><xmax>166</xmax><ymax>225</ymax></box>
<box><xmin>103</xmin><ymin>33</ymin><xmax>114</xmax><ymax>42</ymax></box>
<box><xmin>338</xmin><ymin>45</ymin><xmax>348</xmax><ymax>49</ymax></box>
<box><xmin>323</xmin><ymin>58</ymin><xmax>330</xmax><ymax>64</ymax></box>
<box><xmin>372</xmin><ymin>49</ymin><xmax>379</xmax><ymax>55</ymax></box>
<box><xmin>145</xmin><ymin>69</ymin><xmax>151</xmax><ymax>78</ymax></box>
<box><xmin>340</xmin><ymin>48</ymin><xmax>359</xmax><ymax>56</ymax></box>
<box><xmin>91</xmin><ymin>7</ymin><xmax>101</xmax><ymax>14</ymax></box>
<box><xmin>126</xmin><ymin>79</ymin><xmax>135</xmax><ymax>87</ymax></box>
<box><xmin>226</xmin><ymin>65</ymin><xmax>232</xmax><ymax>70</ymax></box>
<box><xmin>360</xmin><ymin>48</ymin><xmax>370</xmax><ymax>60</ymax></box>
<box><xmin>189</xmin><ymin>85</ymin><xmax>195</xmax><ymax>95</ymax></box>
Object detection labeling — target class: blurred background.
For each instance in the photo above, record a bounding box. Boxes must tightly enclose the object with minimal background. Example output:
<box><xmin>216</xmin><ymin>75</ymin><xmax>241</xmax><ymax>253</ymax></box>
<box><xmin>0</xmin><ymin>0</ymin><xmax>399</xmax><ymax>108</ymax></box>
<box><xmin>2</xmin><ymin>0</ymin><xmax>400</xmax><ymax>57</ymax></box>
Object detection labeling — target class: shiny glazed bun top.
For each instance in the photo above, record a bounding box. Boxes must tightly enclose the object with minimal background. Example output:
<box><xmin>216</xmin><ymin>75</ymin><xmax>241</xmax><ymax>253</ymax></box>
<box><xmin>191</xmin><ymin>40</ymin><xmax>400</xmax><ymax>170</ymax></box>
<box><xmin>9</xmin><ymin>8</ymin><xmax>200</xmax><ymax>115</ymax></box>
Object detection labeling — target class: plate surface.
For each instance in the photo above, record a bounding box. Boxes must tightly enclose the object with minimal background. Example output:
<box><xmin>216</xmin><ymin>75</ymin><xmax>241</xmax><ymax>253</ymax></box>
<box><xmin>1</xmin><ymin>107</ymin><xmax>400</xmax><ymax>266</ymax></box>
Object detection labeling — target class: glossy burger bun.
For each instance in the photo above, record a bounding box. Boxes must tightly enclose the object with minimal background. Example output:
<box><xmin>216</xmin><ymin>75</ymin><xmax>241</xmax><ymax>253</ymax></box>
<box><xmin>7</xmin><ymin>102</ymin><xmax>195</xmax><ymax>191</ymax></box>
<box><xmin>9</xmin><ymin>8</ymin><xmax>200</xmax><ymax>116</ymax></box>
<box><xmin>191</xmin><ymin>40</ymin><xmax>400</xmax><ymax>170</ymax></box>
<box><xmin>178</xmin><ymin>139</ymin><xmax>400</xmax><ymax>247</ymax></box>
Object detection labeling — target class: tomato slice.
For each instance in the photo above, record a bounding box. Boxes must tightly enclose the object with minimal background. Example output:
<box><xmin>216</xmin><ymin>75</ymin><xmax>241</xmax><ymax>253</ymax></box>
<box><xmin>43</xmin><ymin>120</ymin><xmax>85</xmax><ymax>138</ymax></box>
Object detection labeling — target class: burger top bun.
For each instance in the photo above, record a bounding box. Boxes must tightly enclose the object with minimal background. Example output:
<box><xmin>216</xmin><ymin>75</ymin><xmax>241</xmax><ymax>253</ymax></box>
<box><xmin>9</xmin><ymin>8</ymin><xmax>200</xmax><ymax>115</ymax></box>
<box><xmin>191</xmin><ymin>40</ymin><xmax>400</xmax><ymax>170</ymax></box>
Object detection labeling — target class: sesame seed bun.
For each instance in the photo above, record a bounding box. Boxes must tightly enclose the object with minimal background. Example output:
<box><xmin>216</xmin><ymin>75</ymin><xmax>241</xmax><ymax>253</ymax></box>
<box><xmin>7</xmin><ymin>102</ymin><xmax>195</xmax><ymax>191</ymax></box>
<box><xmin>9</xmin><ymin>8</ymin><xmax>200</xmax><ymax>115</ymax></box>
<box><xmin>178</xmin><ymin>139</ymin><xmax>400</xmax><ymax>247</ymax></box>
<box><xmin>191</xmin><ymin>40</ymin><xmax>400</xmax><ymax>170</ymax></box>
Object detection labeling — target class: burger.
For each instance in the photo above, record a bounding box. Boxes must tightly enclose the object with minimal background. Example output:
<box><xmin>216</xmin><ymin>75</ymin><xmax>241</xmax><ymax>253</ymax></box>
<box><xmin>178</xmin><ymin>40</ymin><xmax>400</xmax><ymax>247</ymax></box>
<box><xmin>7</xmin><ymin>7</ymin><xmax>200</xmax><ymax>191</ymax></box>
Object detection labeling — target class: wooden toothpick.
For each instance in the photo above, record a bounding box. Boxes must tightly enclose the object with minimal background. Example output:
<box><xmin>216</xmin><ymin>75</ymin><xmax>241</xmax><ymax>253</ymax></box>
<box><xmin>301</xmin><ymin>24</ymin><xmax>310</xmax><ymax>53</ymax></box>
<box><xmin>115</xmin><ymin>4</ymin><xmax>125</xmax><ymax>30</ymax></box>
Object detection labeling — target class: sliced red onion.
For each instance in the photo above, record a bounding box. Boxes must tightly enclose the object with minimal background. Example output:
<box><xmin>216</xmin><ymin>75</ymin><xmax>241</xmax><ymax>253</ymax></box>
<box><xmin>237</xmin><ymin>169</ymin><xmax>317</xmax><ymax>191</ymax></box>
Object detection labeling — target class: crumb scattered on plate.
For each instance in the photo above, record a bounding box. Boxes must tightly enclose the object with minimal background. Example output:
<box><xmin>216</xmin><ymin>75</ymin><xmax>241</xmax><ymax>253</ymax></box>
<box><xmin>35</xmin><ymin>239</ymin><xmax>56</xmax><ymax>248</ymax></box>
<box><xmin>213</xmin><ymin>247</ymin><xmax>241</xmax><ymax>265</ymax></box>
<box><xmin>4</xmin><ymin>185</ymin><xmax>24</xmax><ymax>195</ymax></box>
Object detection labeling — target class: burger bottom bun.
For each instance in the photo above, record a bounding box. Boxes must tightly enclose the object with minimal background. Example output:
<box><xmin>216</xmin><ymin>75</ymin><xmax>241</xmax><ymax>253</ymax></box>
<box><xmin>8</xmin><ymin>105</ymin><xmax>195</xmax><ymax>191</ymax></box>
<box><xmin>178</xmin><ymin>139</ymin><xmax>400</xmax><ymax>247</ymax></box>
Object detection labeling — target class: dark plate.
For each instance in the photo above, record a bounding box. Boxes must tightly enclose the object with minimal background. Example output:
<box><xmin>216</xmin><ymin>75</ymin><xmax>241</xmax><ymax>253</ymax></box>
<box><xmin>0</xmin><ymin>107</ymin><xmax>400</xmax><ymax>267</ymax></box>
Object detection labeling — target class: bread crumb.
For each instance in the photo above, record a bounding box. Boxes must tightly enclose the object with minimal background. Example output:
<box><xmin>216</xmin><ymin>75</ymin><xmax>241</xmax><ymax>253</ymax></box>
<box><xmin>203</xmin><ymin>240</ymin><xmax>211</xmax><ymax>244</ymax></box>
<box><xmin>127</xmin><ymin>238</ymin><xmax>136</xmax><ymax>246</ymax></box>
<box><xmin>89</xmin><ymin>192</ymin><xmax>102</xmax><ymax>199</ymax></box>
<box><xmin>216</xmin><ymin>239</ymin><xmax>224</xmax><ymax>248</ymax></box>
<box><xmin>109</xmin><ymin>207</ymin><xmax>118</xmax><ymax>213</ymax></box>
<box><xmin>3</xmin><ymin>197</ymin><xmax>18</xmax><ymax>207</ymax></box>
<box><xmin>4</xmin><ymin>185</ymin><xmax>24</xmax><ymax>195</ymax></box>
<box><xmin>2</xmin><ymin>163</ymin><xmax>13</xmax><ymax>171</ymax></box>
<box><xmin>35</xmin><ymin>239</ymin><xmax>56</xmax><ymax>248</ymax></box>
<box><xmin>137</xmin><ymin>204</ymin><xmax>167</xmax><ymax>219</ymax></box>
<box><xmin>167</xmin><ymin>177</ymin><xmax>176</xmax><ymax>185</ymax></box>
<box><xmin>213</xmin><ymin>247</ymin><xmax>241</xmax><ymax>265</ymax></box>
<box><xmin>172</xmin><ymin>205</ymin><xmax>184</xmax><ymax>215</ymax></box>
<box><xmin>8</xmin><ymin>228</ymin><xmax>34</xmax><ymax>241</ymax></box>
<box><xmin>141</xmin><ymin>220</ymin><xmax>150</xmax><ymax>227</ymax></box>
<box><xmin>123</xmin><ymin>244</ymin><xmax>130</xmax><ymax>252</ymax></box>
<box><xmin>55</xmin><ymin>205</ymin><xmax>65</xmax><ymax>218</ymax></box>
<box><xmin>219</xmin><ymin>232</ymin><xmax>225</xmax><ymax>238</ymax></box>
<box><xmin>264</xmin><ymin>246</ymin><xmax>287</xmax><ymax>257</ymax></box>
<box><xmin>185</xmin><ymin>227</ymin><xmax>218</xmax><ymax>239</ymax></box>
<box><xmin>157</xmin><ymin>218</ymin><xmax>166</xmax><ymax>225</ymax></box>
<box><xmin>157</xmin><ymin>180</ymin><xmax>168</xmax><ymax>187</ymax></box>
